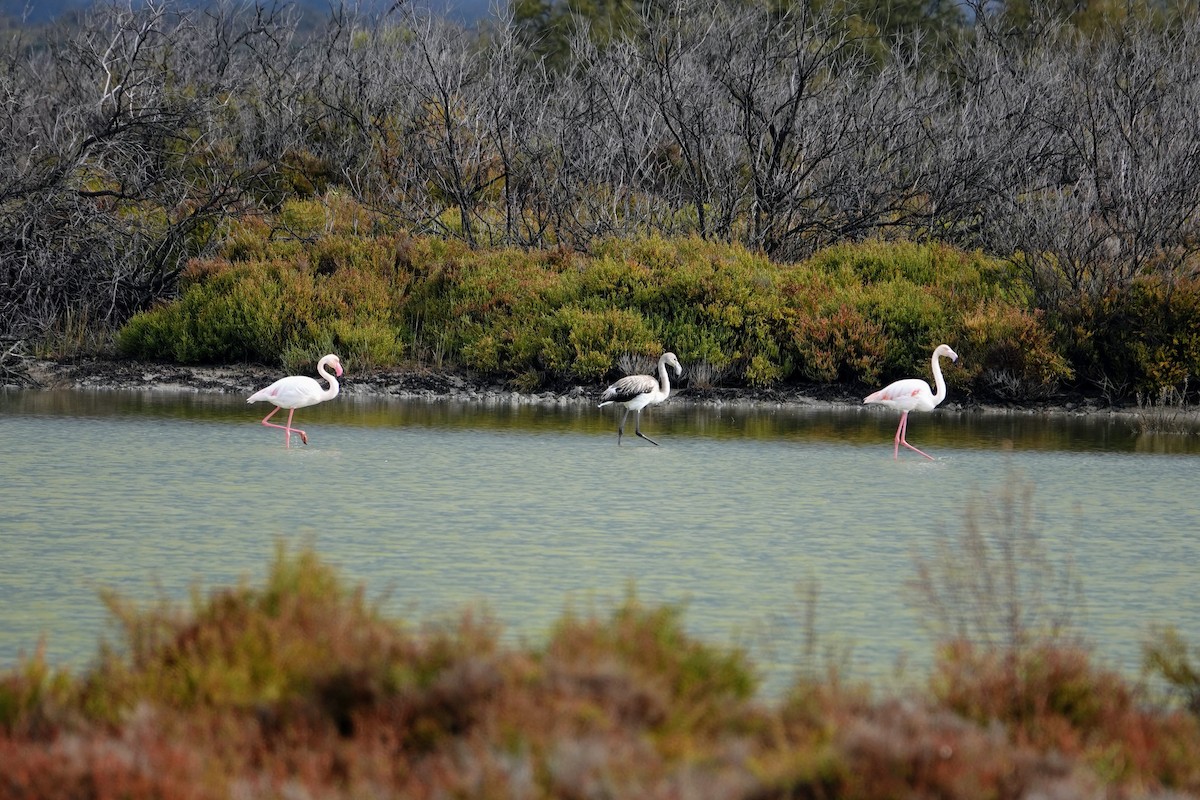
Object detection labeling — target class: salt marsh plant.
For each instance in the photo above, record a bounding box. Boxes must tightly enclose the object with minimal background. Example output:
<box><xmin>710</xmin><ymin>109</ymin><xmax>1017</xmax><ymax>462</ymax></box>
<box><xmin>1132</xmin><ymin>380</ymin><xmax>1200</xmax><ymax>436</ymax></box>
<box><xmin>118</xmin><ymin>223</ymin><xmax>1076</xmax><ymax>402</ymax></box>
<box><xmin>3</xmin><ymin>533</ymin><xmax>1200</xmax><ymax>797</ymax></box>
<box><xmin>907</xmin><ymin>470</ymin><xmax>1200</xmax><ymax>787</ymax></box>
<box><xmin>1144</xmin><ymin>625</ymin><xmax>1200</xmax><ymax>715</ymax></box>
<box><xmin>908</xmin><ymin>468</ymin><xmax>1082</xmax><ymax>654</ymax></box>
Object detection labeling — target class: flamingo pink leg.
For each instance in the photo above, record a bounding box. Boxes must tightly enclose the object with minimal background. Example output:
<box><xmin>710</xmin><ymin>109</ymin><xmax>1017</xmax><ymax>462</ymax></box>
<box><xmin>893</xmin><ymin>411</ymin><xmax>933</xmax><ymax>460</ymax></box>
<box><xmin>259</xmin><ymin>407</ymin><xmax>309</xmax><ymax>447</ymax></box>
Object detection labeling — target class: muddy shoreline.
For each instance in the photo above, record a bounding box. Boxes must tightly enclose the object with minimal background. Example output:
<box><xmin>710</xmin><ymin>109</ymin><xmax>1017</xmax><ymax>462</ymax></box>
<box><xmin>5</xmin><ymin>356</ymin><xmax>1125</xmax><ymax>417</ymax></box>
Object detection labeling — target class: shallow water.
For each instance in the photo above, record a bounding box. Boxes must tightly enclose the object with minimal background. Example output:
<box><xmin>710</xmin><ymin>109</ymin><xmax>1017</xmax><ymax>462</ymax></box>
<box><xmin>2</xmin><ymin>388</ymin><xmax>1198</xmax><ymax>696</ymax></box>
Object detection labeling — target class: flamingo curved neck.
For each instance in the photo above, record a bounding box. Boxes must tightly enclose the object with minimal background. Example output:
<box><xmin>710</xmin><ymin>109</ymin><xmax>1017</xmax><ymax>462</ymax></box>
<box><xmin>657</xmin><ymin>359</ymin><xmax>672</xmax><ymax>399</ymax></box>
<box><xmin>318</xmin><ymin>364</ymin><xmax>341</xmax><ymax>401</ymax></box>
<box><xmin>930</xmin><ymin>351</ymin><xmax>947</xmax><ymax>407</ymax></box>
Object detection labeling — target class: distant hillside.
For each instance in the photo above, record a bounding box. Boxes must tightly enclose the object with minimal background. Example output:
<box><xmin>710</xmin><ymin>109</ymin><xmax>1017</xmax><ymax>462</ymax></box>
<box><xmin>1</xmin><ymin>0</ymin><xmax>78</xmax><ymax>23</ymax></box>
<box><xmin>0</xmin><ymin>0</ymin><xmax>499</xmax><ymax>25</ymax></box>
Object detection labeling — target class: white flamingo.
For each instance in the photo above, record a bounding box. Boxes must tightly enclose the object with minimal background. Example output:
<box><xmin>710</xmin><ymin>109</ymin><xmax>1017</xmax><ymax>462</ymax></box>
<box><xmin>598</xmin><ymin>352</ymin><xmax>683</xmax><ymax>446</ymax></box>
<box><xmin>247</xmin><ymin>354</ymin><xmax>343</xmax><ymax>447</ymax></box>
<box><xmin>863</xmin><ymin>344</ymin><xmax>958</xmax><ymax>460</ymax></box>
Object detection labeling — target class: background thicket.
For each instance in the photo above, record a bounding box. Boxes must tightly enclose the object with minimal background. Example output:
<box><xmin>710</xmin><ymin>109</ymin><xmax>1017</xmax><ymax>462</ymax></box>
<box><xmin>4</xmin><ymin>0</ymin><xmax>1200</xmax><ymax>400</ymax></box>
<box><xmin>116</xmin><ymin>205</ymin><xmax>1080</xmax><ymax>398</ymax></box>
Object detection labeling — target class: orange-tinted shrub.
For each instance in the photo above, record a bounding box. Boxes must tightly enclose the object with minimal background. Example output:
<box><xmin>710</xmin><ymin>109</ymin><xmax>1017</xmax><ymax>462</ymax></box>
<box><xmin>787</xmin><ymin>304</ymin><xmax>886</xmax><ymax>385</ymax></box>
<box><xmin>932</xmin><ymin>639</ymin><xmax>1200</xmax><ymax>791</ymax></box>
<box><xmin>961</xmin><ymin>302</ymin><xmax>1073</xmax><ymax>400</ymax></box>
<box><xmin>1074</xmin><ymin>276</ymin><xmax>1200</xmax><ymax>395</ymax></box>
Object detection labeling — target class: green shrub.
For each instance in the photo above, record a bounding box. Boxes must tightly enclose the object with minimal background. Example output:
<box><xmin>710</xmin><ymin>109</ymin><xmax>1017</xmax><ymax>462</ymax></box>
<box><xmin>1074</xmin><ymin>277</ymin><xmax>1200</xmax><ymax>395</ymax></box>
<box><xmin>649</xmin><ymin>317</ymin><xmax>717</xmax><ymax>365</ymax></box>
<box><xmin>1144</xmin><ymin>626</ymin><xmax>1200</xmax><ymax>715</ymax></box>
<box><xmin>118</xmin><ymin>267</ymin><xmax>289</xmax><ymax>363</ymax></box>
<box><xmin>79</xmin><ymin>544</ymin><xmax>417</xmax><ymax>717</ymax></box>
<box><xmin>222</xmin><ymin>216</ymin><xmax>281</xmax><ymax>263</ymax></box>
<box><xmin>857</xmin><ymin>279</ymin><xmax>954</xmax><ymax>378</ymax></box>
<box><xmin>279</xmin><ymin>198</ymin><xmax>328</xmax><ymax>238</ymax></box>
<box><xmin>547</xmin><ymin>592</ymin><xmax>758</xmax><ymax>737</ymax></box>
<box><xmin>280</xmin><ymin>318</ymin><xmax>406</xmax><ymax>375</ymax></box>
<box><xmin>787</xmin><ymin>304</ymin><xmax>885</xmax><ymax>385</ymax></box>
<box><xmin>0</xmin><ymin>644</ymin><xmax>70</xmax><ymax>737</ymax></box>
<box><xmin>808</xmin><ymin>239</ymin><xmax>1020</xmax><ymax>304</ymax></box>
<box><xmin>119</xmin><ymin>231</ymin><xmax>412</xmax><ymax>367</ymax></box>
<box><xmin>809</xmin><ymin>239</ymin><xmax>943</xmax><ymax>286</ymax></box>
<box><xmin>578</xmin><ymin>248</ymin><xmax>656</xmax><ymax>299</ymax></box>
<box><xmin>115</xmin><ymin>209</ymin><xmax>1136</xmax><ymax>397</ymax></box>
<box><xmin>596</xmin><ymin>237</ymin><xmax>791</xmax><ymax>384</ymax></box>
<box><xmin>789</xmin><ymin>241</ymin><xmax>1041</xmax><ymax>393</ymax></box>
<box><xmin>280</xmin><ymin>149</ymin><xmax>339</xmax><ymax>198</ymax></box>
<box><xmin>401</xmin><ymin>244</ymin><xmax>582</xmax><ymax>378</ymax></box>
<box><xmin>961</xmin><ymin>302</ymin><xmax>1073</xmax><ymax>399</ymax></box>
<box><xmin>544</xmin><ymin>305</ymin><xmax>659</xmax><ymax>381</ymax></box>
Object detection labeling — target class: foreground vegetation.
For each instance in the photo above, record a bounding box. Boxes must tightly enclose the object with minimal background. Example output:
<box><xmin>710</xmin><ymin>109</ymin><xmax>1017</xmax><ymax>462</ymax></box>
<box><xmin>3</xmin><ymin>536</ymin><xmax>1200</xmax><ymax>799</ymax></box>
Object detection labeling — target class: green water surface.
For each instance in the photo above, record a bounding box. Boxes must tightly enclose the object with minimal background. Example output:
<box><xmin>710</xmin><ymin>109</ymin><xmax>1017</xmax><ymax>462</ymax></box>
<box><xmin>2</xmin><ymin>388</ymin><xmax>1198</xmax><ymax>696</ymax></box>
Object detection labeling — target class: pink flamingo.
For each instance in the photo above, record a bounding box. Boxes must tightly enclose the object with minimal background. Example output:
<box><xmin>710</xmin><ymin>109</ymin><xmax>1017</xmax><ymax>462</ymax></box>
<box><xmin>863</xmin><ymin>344</ymin><xmax>958</xmax><ymax>460</ymax></box>
<box><xmin>247</xmin><ymin>354</ymin><xmax>343</xmax><ymax>447</ymax></box>
<box><xmin>599</xmin><ymin>352</ymin><xmax>683</xmax><ymax>445</ymax></box>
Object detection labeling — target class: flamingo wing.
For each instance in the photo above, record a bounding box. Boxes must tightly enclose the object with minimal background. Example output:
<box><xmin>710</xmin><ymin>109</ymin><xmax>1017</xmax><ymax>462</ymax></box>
<box><xmin>247</xmin><ymin>375</ymin><xmax>325</xmax><ymax>409</ymax></box>
<box><xmin>600</xmin><ymin>374</ymin><xmax>659</xmax><ymax>405</ymax></box>
<box><xmin>864</xmin><ymin>378</ymin><xmax>934</xmax><ymax>410</ymax></box>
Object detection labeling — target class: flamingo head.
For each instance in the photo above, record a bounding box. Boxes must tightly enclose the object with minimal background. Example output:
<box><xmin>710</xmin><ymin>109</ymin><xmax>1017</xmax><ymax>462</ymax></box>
<box><xmin>934</xmin><ymin>344</ymin><xmax>959</xmax><ymax>363</ymax></box>
<box><xmin>663</xmin><ymin>352</ymin><xmax>683</xmax><ymax>376</ymax></box>
<box><xmin>321</xmin><ymin>354</ymin><xmax>344</xmax><ymax>377</ymax></box>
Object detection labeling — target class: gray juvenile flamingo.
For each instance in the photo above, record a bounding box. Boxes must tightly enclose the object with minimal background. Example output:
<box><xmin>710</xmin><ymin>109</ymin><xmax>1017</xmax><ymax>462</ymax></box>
<box><xmin>247</xmin><ymin>354</ymin><xmax>343</xmax><ymax>447</ymax></box>
<box><xmin>863</xmin><ymin>344</ymin><xmax>958</xmax><ymax>460</ymax></box>
<box><xmin>598</xmin><ymin>352</ymin><xmax>683</xmax><ymax>445</ymax></box>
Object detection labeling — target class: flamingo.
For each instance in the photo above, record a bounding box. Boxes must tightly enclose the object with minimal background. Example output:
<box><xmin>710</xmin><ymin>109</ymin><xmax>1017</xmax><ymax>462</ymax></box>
<box><xmin>863</xmin><ymin>344</ymin><xmax>959</xmax><ymax>460</ymax></box>
<box><xmin>247</xmin><ymin>354</ymin><xmax>343</xmax><ymax>447</ymax></box>
<box><xmin>598</xmin><ymin>352</ymin><xmax>683</xmax><ymax>446</ymax></box>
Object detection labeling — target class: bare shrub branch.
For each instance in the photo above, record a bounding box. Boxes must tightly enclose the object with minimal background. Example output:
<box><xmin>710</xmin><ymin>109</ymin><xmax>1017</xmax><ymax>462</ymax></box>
<box><xmin>907</xmin><ymin>467</ymin><xmax>1083</xmax><ymax>653</ymax></box>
